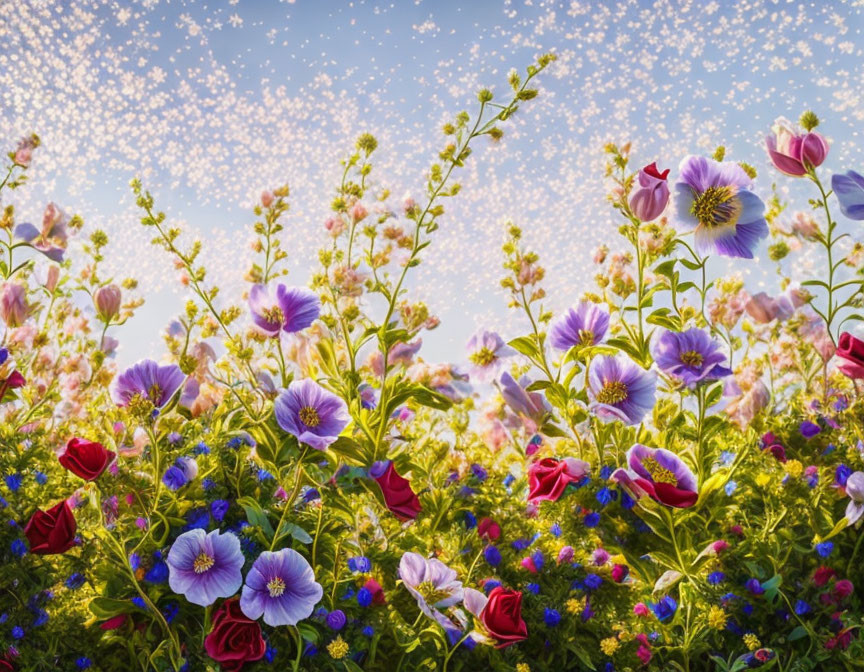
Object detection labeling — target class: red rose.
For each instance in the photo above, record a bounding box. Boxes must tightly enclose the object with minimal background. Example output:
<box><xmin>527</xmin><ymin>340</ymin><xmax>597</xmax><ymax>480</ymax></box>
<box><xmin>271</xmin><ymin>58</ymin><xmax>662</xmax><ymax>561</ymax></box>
<box><xmin>480</xmin><ymin>587</ymin><xmax>528</xmax><ymax>648</ymax></box>
<box><xmin>477</xmin><ymin>517</ymin><xmax>501</xmax><ymax>541</ymax></box>
<box><xmin>204</xmin><ymin>598</ymin><xmax>266</xmax><ymax>672</ymax></box>
<box><xmin>836</xmin><ymin>332</ymin><xmax>864</xmax><ymax>379</ymax></box>
<box><xmin>527</xmin><ymin>457</ymin><xmax>589</xmax><ymax>503</ymax></box>
<box><xmin>59</xmin><ymin>438</ymin><xmax>115</xmax><ymax>481</ymax></box>
<box><xmin>24</xmin><ymin>501</ymin><xmax>77</xmax><ymax>555</ymax></box>
<box><xmin>374</xmin><ymin>462</ymin><xmax>421</xmax><ymax>520</ymax></box>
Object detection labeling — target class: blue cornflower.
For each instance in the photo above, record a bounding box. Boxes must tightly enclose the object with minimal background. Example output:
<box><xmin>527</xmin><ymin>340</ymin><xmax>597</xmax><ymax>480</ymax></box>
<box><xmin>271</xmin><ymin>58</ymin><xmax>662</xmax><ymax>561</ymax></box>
<box><xmin>129</xmin><ymin>553</ymin><xmax>141</xmax><ymax>570</ymax></box>
<box><xmin>162</xmin><ymin>466</ymin><xmax>188</xmax><ymax>491</ymax></box>
<box><xmin>144</xmin><ymin>553</ymin><xmax>169</xmax><ymax>584</ymax></box>
<box><xmin>836</xmin><ymin>464</ymin><xmax>853</xmax><ymax>487</ymax></box>
<box><xmin>464</xmin><ymin>511</ymin><xmax>477</xmax><ymax>529</ymax></box>
<box><xmin>264</xmin><ymin>644</ymin><xmax>277</xmax><ymax>663</ymax></box>
<box><xmin>651</xmin><ymin>596</ymin><xmax>677</xmax><ymax>621</ymax></box>
<box><xmin>707</xmin><ymin>571</ymin><xmax>726</xmax><ymax>585</ymax></box>
<box><xmin>815</xmin><ymin>541</ymin><xmax>834</xmax><ymax>557</ymax></box>
<box><xmin>526</xmin><ymin>583</ymin><xmax>540</xmax><ymax>594</ymax></box>
<box><xmin>184</xmin><ymin>508</ymin><xmax>210</xmax><ymax>530</ymax></box>
<box><xmin>620</xmin><ymin>491</ymin><xmax>635</xmax><ymax>510</ymax></box>
<box><xmin>745</xmin><ymin>578</ymin><xmax>764</xmax><ymax>595</ymax></box>
<box><xmin>550</xmin><ymin>522</ymin><xmax>562</xmax><ymax>537</ymax></box>
<box><xmin>12</xmin><ymin>626</ymin><xmax>24</xmax><ymax>639</ymax></box>
<box><xmin>599</xmin><ymin>465</ymin><xmax>614</xmax><ymax>480</ymax></box>
<box><xmin>35</xmin><ymin>471</ymin><xmax>48</xmax><ymax>485</ymax></box>
<box><xmin>75</xmin><ymin>657</ymin><xmax>93</xmax><ymax>669</ymax></box>
<box><xmin>362</xmin><ymin>626</ymin><xmax>374</xmax><ymax>637</ymax></box>
<box><xmin>66</xmin><ymin>573</ymin><xmax>86</xmax><ymax>590</ymax></box>
<box><xmin>193</xmin><ymin>441</ymin><xmax>211</xmax><ymax>455</ymax></box>
<box><xmin>163</xmin><ymin>603</ymin><xmax>179</xmax><ymax>623</ymax></box>
<box><xmin>201</xmin><ymin>477</ymin><xmax>216</xmax><ymax>491</ymax></box>
<box><xmin>211</xmin><ymin>499</ymin><xmax>230</xmax><ymax>522</ymax></box>
<box><xmin>4</xmin><ymin>473</ymin><xmax>22</xmax><ymax>493</ymax></box>
<box><xmin>531</xmin><ymin>550</ymin><xmax>545</xmax><ymax>571</ymax></box>
<box><xmin>257</xmin><ymin>468</ymin><xmax>275</xmax><ymax>481</ymax></box>
<box><xmin>32</xmin><ymin>609</ymin><xmax>49</xmax><ymax>627</ymax></box>
<box><xmin>356</xmin><ymin>587</ymin><xmax>372</xmax><ymax>608</ymax></box>
<box><xmin>794</xmin><ymin>600</ymin><xmax>811</xmax><ymax>616</ymax></box>
<box><xmin>11</xmin><ymin>538</ymin><xmax>27</xmax><ymax>557</ymax></box>
<box><xmin>348</xmin><ymin>556</ymin><xmax>372</xmax><ymax>573</ymax></box>
<box><xmin>132</xmin><ymin>597</ymin><xmax>147</xmax><ymax>609</ymax></box>
<box><xmin>596</xmin><ymin>487</ymin><xmax>616</xmax><ymax>507</ymax></box>
<box><xmin>725</xmin><ymin>480</ymin><xmax>737</xmax><ymax>496</ymax></box>
<box><xmin>484</xmin><ymin>546</ymin><xmax>502</xmax><ymax>567</ymax></box>
<box><xmin>584</xmin><ymin>512</ymin><xmax>601</xmax><ymax>528</ymax></box>
<box><xmin>584</xmin><ymin>573</ymin><xmax>603</xmax><ymax>591</ymax></box>
<box><xmin>543</xmin><ymin>608</ymin><xmax>561</xmax><ymax>627</ymax></box>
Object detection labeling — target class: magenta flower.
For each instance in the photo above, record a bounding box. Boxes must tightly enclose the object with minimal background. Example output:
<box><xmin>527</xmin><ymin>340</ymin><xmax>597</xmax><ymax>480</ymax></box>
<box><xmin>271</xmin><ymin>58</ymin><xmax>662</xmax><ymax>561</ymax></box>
<box><xmin>588</xmin><ymin>355</ymin><xmax>656</xmax><ymax>425</ymax></box>
<box><xmin>629</xmin><ymin>162</ymin><xmax>670</xmax><ymax>221</ymax></box>
<box><xmin>466</xmin><ymin>330</ymin><xmax>515</xmax><ymax>383</ymax></box>
<box><xmin>548</xmin><ymin>301</ymin><xmax>609</xmax><ymax>350</ymax></box>
<box><xmin>111</xmin><ymin>359</ymin><xmax>185</xmax><ymax>409</ymax></box>
<box><xmin>673</xmin><ymin>155</ymin><xmax>767</xmax><ymax>259</ymax></box>
<box><xmin>167</xmin><ymin>529</ymin><xmax>244</xmax><ymax>607</ymax></box>
<box><xmin>240</xmin><ymin>549</ymin><xmax>323</xmax><ymax>626</ymax></box>
<box><xmin>652</xmin><ymin>328</ymin><xmax>731</xmax><ymax>386</ymax></box>
<box><xmin>248</xmin><ymin>283</ymin><xmax>320</xmax><ymax>337</ymax></box>
<box><xmin>274</xmin><ymin>379</ymin><xmax>349</xmax><ymax>450</ymax></box>
<box><xmin>765</xmin><ymin>117</ymin><xmax>829</xmax><ymax>177</ymax></box>
<box><xmin>613</xmin><ymin>444</ymin><xmax>698</xmax><ymax>508</ymax></box>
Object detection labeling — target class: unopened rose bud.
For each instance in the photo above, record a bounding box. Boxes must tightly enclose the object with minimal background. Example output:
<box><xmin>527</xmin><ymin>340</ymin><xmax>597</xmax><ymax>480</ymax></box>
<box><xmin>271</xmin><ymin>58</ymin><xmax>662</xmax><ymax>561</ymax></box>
<box><xmin>351</xmin><ymin>202</ymin><xmax>368</xmax><ymax>222</ymax></box>
<box><xmin>94</xmin><ymin>284</ymin><xmax>122</xmax><ymax>321</ymax></box>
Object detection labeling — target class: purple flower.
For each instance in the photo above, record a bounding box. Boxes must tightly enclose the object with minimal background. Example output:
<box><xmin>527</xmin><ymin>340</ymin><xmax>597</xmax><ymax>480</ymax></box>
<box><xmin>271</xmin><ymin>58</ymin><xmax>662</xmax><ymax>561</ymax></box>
<box><xmin>652</xmin><ymin>328</ymin><xmax>731</xmax><ymax>386</ymax></box>
<box><xmin>167</xmin><ymin>529</ymin><xmax>244</xmax><ymax>607</ymax></box>
<box><xmin>248</xmin><ymin>283</ymin><xmax>320</xmax><ymax>337</ymax></box>
<box><xmin>498</xmin><ymin>372</ymin><xmax>549</xmax><ymax>423</ymax></box>
<box><xmin>673</xmin><ymin>155</ymin><xmax>768</xmax><ymax>259</ymax></box>
<box><xmin>466</xmin><ymin>330</ymin><xmax>515</xmax><ymax>383</ymax></box>
<box><xmin>613</xmin><ymin>444</ymin><xmax>699</xmax><ymax>508</ymax></box>
<box><xmin>112</xmin><ymin>360</ymin><xmax>185</xmax><ymax>409</ymax></box>
<box><xmin>548</xmin><ymin>301</ymin><xmax>610</xmax><ymax>350</ymax></box>
<box><xmin>831</xmin><ymin>171</ymin><xmax>864</xmax><ymax>220</ymax></box>
<box><xmin>587</xmin><ymin>355</ymin><xmax>656</xmax><ymax>425</ymax></box>
<box><xmin>240</xmin><ymin>549</ymin><xmax>323</xmax><ymax>626</ymax></box>
<box><xmin>845</xmin><ymin>471</ymin><xmax>864</xmax><ymax>525</ymax></box>
<box><xmin>398</xmin><ymin>552</ymin><xmax>463</xmax><ymax>623</ymax></box>
<box><xmin>274</xmin><ymin>379</ymin><xmax>349</xmax><ymax>451</ymax></box>
<box><xmin>14</xmin><ymin>203</ymin><xmax>69</xmax><ymax>262</ymax></box>
<box><xmin>799</xmin><ymin>420</ymin><xmax>821</xmax><ymax>439</ymax></box>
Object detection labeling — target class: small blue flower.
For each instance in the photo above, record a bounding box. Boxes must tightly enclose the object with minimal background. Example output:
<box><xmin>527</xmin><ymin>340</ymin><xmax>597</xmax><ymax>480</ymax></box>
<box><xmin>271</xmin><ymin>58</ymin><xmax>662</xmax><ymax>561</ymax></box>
<box><xmin>725</xmin><ymin>480</ymin><xmax>737</xmax><ymax>496</ymax></box>
<box><xmin>464</xmin><ymin>511</ymin><xmax>477</xmax><ymax>529</ymax></box>
<box><xmin>162</xmin><ymin>602</ymin><xmax>179</xmax><ymax>623</ymax></box>
<box><xmin>193</xmin><ymin>441</ymin><xmax>211</xmax><ymax>455</ymax></box>
<box><xmin>12</xmin><ymin>625</ymin><xmax>24</xmax><ymax>639</ymax></box>
<box><xmin>162</xmin><ymin>466</ymin><xmax>188</xmax><ymax>491</ymax></box>
<box><xmin>484</xmin><ymin>546</ymin><xmax>502</xmax><ymax>567</ymax></box>
<box><xmin>815</xmin><ymin>541</ymin><xmax>834</xmax><ymax>557</ymax></box>
<box><xmin>650</xmin><ymin>596</ymin><xmax>677</xmax><ymax>622</ymax></box>
<box><xmin>132</xmin><ymin>597</ymin><xmax>147</xmax><ymax>609</ymax></box>
<box><xmin>526</xmin><ymin>583</ymin><xmax>540</xmax><ymax>594</ymax></box>
<box><xmin>65</xmin><ymin>573</ymin><xmax>86</xmax><ymax>590</ymax></box>
<box><xmin>4</xmin><ymin>473</ymin><xmax>22</xmax><ymax>493</ymax></box>
<box><xmin>356</xmin><ymin>587</ymin><xmax>372</xmax><ymax>608</ymax></box>
<box><xmin>550</xmin><ymin>522</ymin><xmax>562</xmax><ymax>537</ymax></box>
<box><xmin>362</xmin><ymin>626</ymin><xmax>374</xmax><ymax>637</ymax></box>
<box><xmin>211</xmin><ymin>499</ymin><xmax>230</xmax><ymax>522</ymax></box>
<box><xmin>471</xmin><ymin>464</ymin><xmax>488</xmax><ymax>482</ymax></box>
<box><xmin>144</xmin><ymin>556</ymin><xmax>169</xmax><ymax>584</ymax></box>
<box><xmin>707</xmin><ymin>571</ymin><xmax>726</xmax><ymax>585</ymax></box>
<box><xmin>201</xmin><ymin>477</ymin><xmax>216</xmax><ymax>491</ymax></box>
<box><xmin>584</xmin><ymin>512</ymin><xmax>601</xmax><ymax>528</ymax></box>
<box><xmin>264</xmin><ymin>644</ymin><xmax>277</xmax><ymax>663</ymax></box>
<box><xmin>799</xmin><ymin>420</ymin><xmax>821</xmax><ymax>438</ymax></box>
<box><xmin>32</xmin><ymin>609</ymin><xmax>49</xmax><ymax>627</ymax></box>
<box><xmin>531</xmin><ymin>550</ymin><xmax>545</xmax><ymax>571</ymax></box>
<box><xmin>543</xmin><ymin>608</ymin><xmax>561</xmax><ymax>627</ymax></box>
<box><xmin>129</xmin><ymin>553</ymin><xmax>141</xmax><ymax>570</ymax></box>
<box><xmin>596</xmin><ymin>487</ymin><xmax>616</xmax><ymax>507</ymax></box>
<box><xmin>348</xmin><ymin>556</ymin><xmax>372</xmax><ymax>573</ymax></box>
<box><xmin>584</xmin><ymin>573</ymin><xmax>603</xmax><ymax>591</ymax></box>
<box><xmin>11</xmin><ymin>538</ymin><xmax>27</xmax><ymax>557</ymax></box>
<box><xmin>794</xmin><ymin>600</ymin><xmax>811</xmax><ymax>615</ymax></box>
<box><xmin>257</xmin><ymin>468</ymin><xmax>275</xmax><ymax>482</ymax></box>
<box><xmin>75</xmin><ymin>657</ymin><xmax>93</xmax><ymax>670</ymax></box>
<box><xmin>745</xmin><ymin>578</ymin><xmax>764</xmax><ymax>595</ymax></box>
<box><xmin>599</xmin><ymin>465</ymin><xmax>614</xmax><ymax>479</ymax></box>
<box><xmin>483</xmin><ymin>580</ymin><xmax>501</xmax><ymax>594</ymax></box>
<box><xmin>620</xmin><ymin>491</ymin><xmax>635</xmax><ymax>510</ymax></box>
<box><xmin>35</xmin><ymin>471</ymin><xmax>48</xmax><ymax>485</ymax></box>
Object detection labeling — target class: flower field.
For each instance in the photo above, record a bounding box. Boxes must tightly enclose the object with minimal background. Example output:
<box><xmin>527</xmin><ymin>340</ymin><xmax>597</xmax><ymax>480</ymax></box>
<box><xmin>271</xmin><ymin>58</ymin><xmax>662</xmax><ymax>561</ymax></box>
<box><xmin>4</xmin><ymin>50</ymin><xmax>864</xmax><ymax>672</ymax></box>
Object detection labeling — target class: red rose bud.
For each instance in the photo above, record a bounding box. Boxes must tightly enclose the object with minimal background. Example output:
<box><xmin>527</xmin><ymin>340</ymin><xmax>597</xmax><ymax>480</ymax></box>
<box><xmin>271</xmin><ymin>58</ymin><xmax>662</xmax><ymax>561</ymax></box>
<box><xmin>813</xmin><ymin>566</ymin><xmax>836</xmax><ymax>587</ymax></box>
<box><xmin>373</xmin><ymin>461</ymin><xmax>421</xmax><ymax>521</ymax></box>
<box><xmin>611</xmin><ymin>564</ymin><xmax>629</xmax><ymax>583</ymax></box>
<box><xmin>480</xmin><ymin>587</ymin><xmax>528</xmax><ymax>649</ymax></box>
<box><xmin>628</xmin><ymin>162</ymin><xmax>670</xmax><ymax>221</ymax></box>
<box><xmin>834</xmin><ymin>579</ymin><xmax>854</xmax><ymax>600</ymax></box>
<box><xmin>766</xmin><ymin>117</ymin><xmax>829</xmax><ymax>177</ymax></box>
<box><xmin>835</xmin><ymin>332</ymin><xmax>864</xmax><ymax>379</ymax></box>
<box><xmin>59</xmin><ymin>438</ymin><xmax>115</xmax><ymax>481</ymax></box>
<box><xmin>24</xmin><ymin>501</ymin><xmax>77</xmax><ymax>555</ymax></box>
<box><xmin>477</xmin><ymin>517</ymin><xmax>501</xmax><ymax>541</ymax></box>
<box><xmin>204</xmin><ymin>598</ymin><xmax>266</xmax><ymax>672</ymax></box>
<box><xmin>100</xmin><ymin>614</ymin><xmax>128</xmax><ymax>630</ymax></box>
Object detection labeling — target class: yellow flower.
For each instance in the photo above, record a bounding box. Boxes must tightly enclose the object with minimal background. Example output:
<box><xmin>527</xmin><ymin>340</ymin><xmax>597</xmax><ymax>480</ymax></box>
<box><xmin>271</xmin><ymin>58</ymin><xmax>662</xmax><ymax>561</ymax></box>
<box><xmin>609</xmin><ymin>554</ymin><xmax>627</xmax><ymax>565</ymax></box>
<box><xmin>784</xmin><ymin>459</ymin><xmax>803</xmax><ymax>479</ymax></box>
<box><xmin>708</xmin><ymin>605</ymin><xmax>727</xmax><ymax>630</ymax></box>
<box><xmin>755</xmin><ymin>473</ymin><xmax>771</xmax><ymax>488</ymax></box>
<box><xmin>600</xmin><ymin>637</ymin><xmax>620</xmax><ymax>656</ymax></box>
<box><xmin>743</xmin><ymin>633</ymin><xmax>761</xmax><ymax>651</ymax></box>
<box><xmin>327</xmin><ymin>636</ymin><xmax>350</xmax><ymax>660</ymax></box>
<box><xmin>516</xmin><ymin>664</ymin><xmax>531</xmax><ymax>672</ymax></box>
<box><xmin>566</xmin><ymin>598</ymin><xmax>585</xmax><ymax>614</ymax></box>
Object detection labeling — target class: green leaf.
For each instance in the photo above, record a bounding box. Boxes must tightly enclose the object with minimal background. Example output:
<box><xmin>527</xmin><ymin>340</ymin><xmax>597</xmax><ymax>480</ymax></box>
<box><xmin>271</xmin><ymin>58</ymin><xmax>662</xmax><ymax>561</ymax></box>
<box><xmin>788</xmin><ymin>625</ymin><xmax>809</xmax><ymax>641</ymax></box>
<box><xmin>237</xmin><ymin>496</ymin><xmax>275</xmax><ymax>537</ymax></box>
<box><xmin>507</xmin><ymin>335</ymin><xmax>540</xmax><ymax>360</ymax></box>
<box><xmin>410</xmin><ymin>385</ymin><xmax>453</xmax><ymax>411</ymax></box>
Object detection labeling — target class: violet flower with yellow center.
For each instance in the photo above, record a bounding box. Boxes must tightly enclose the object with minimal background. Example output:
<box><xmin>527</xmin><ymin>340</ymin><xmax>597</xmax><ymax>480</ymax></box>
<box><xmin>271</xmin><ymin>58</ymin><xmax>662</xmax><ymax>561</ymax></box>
<box><xmin>167</xmin><ymin>529</ymin><xmax>244</xmax><ymax>607</ymax></box>
<box><xmin>588</xmin><ymin>355</ymin><xmax>656</xmax><ymax>426</ymax></box>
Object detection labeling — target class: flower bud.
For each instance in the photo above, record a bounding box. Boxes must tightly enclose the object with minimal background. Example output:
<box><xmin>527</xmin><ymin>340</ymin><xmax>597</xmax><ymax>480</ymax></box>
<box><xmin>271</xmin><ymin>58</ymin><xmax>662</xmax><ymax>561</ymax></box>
<box><xmin>0</xmin><ymin>283</ymin><xmax>30</xmax><ymax>327</ymax></box>
<box><xmin>94</xmin><ymin>284</ymin><xmax>122</xmax><ymax>321</ymax></box>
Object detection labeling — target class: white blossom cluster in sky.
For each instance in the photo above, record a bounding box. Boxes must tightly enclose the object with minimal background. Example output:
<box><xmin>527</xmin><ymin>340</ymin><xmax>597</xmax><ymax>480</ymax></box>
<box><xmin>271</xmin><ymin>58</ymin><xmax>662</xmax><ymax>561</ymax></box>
<box><xmin>1</xmin><ymin>0</ymin><xmax>863</xmax><ymax>363</ymax></box>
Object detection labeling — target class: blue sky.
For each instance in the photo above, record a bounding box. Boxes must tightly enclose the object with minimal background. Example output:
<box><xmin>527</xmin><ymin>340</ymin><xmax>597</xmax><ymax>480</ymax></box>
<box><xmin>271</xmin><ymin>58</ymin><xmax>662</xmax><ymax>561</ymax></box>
<box><xmin>2</xmin><ymin>0</ymin><xmax>863</xmax><ymax>365</ymax></box>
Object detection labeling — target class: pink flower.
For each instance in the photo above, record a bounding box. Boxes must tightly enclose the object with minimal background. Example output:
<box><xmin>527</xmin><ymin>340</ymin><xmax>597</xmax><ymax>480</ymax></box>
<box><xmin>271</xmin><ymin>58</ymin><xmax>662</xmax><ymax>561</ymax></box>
<box><xmin>557</xmin><ymin>546</ymin><xmax>574</xmax><ymax>564</ymax></box>
<box><xmin>712</xmin><ymin>540</ymin><xmax>729</xmax><ymax>554</ymax></box>
<box><xmin>611</xmin><ymin>564</ymin><xmax>629</xmax><ymax>583</ymax></box>
<box><xmin>636</xmin><ymin>644</ymin><xmax>652</xmax><ymax>665</ymax></box>
<box><xmin>633</xmin><ymin>602</ymin><xmax>650</xmax><ymax>617</ymax></box>
<box><xmin>0</xmin><ymin>283</ymin><xmax>30</xmax><ymax>327</ymax></box>
<box><xmin>261</xmin><ymin>190</ymin><xmax>274</xmax><ymax>208</ymax></box>
<box><xmin>629</xmin><ymin>163</ymin><xmax>670</xmax><ymax>221</ymax></box>
<box><xmin>351</xmin><ymin>202</ymin><xmax>368</xmax><ymax>222</ymax></box>
<box><xmin>766</xmin><ymin>117</ymin><xmax>829</xmax><ymax>177</ymax></box>
<box><xmin>520</xmin><ymin>556</ymin><xmax>538</xmax><ymax>573</ymax></box>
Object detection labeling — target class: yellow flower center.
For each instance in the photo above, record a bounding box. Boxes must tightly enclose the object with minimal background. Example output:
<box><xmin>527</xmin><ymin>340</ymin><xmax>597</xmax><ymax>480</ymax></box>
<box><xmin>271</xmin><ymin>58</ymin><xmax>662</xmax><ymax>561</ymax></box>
<box><xmin>579</xmin><ymin>329</ymin><xmax>595</xmax><ymax>346</ymax></box>
<box><xmin>299</xmin><ymin>406</ymin><xmax>320</xmax><ymax>427</ymax></box>
<box><xmin>680</xmin><ymin>350</ymin><xmax>703</xmax><ymax>368</ymax></box>
<box><xmin>469</xmin><ymin>347</ymin><xmax>496</xmax><ymax>367</ymax></box>
<box><xmin>415</xmin><ymin>580</ymin><xmax>449</xmax><ymax>605</ymax></box>
<box><xmin>596</xmin><ymin>380</ymin><xmax>628</xmax><ymax>404</ymax></box>
<box><xmin>262</xmin><ymin>305</ymin><xmax>284</xmax><ymax>324</ymax></box>
<box><xmin>267</xmin><ymin>577</ymin><xmax>286</xmax><ymax>598</ymax></box>
<box><xmin>691</xmin><ymin>185</ymin><xmax>741</xmax><ymax>227</ymax></box>
<box><xmin>147</xmin><ymin>383</ymin><xmax>162</xmax><ymax>404</ymax></box>
<box><xmin>642</xmin><ymin>456</ymin><xmax>678</xmax><ymax>485</ymax></box>
<box><xmin>193</xmin><ymin>552</ymin><xmax>215</xmax><ymax>574</ymax></box>
<box><xmin>127</xmin><ymin>392</ymin><xmax>155</xmax><ymax>419</ymax></box>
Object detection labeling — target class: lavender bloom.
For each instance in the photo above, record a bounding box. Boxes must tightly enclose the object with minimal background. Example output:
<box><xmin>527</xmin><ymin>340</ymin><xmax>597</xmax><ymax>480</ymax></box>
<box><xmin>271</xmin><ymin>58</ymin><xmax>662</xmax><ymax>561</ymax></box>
<box><xmin>398</xmin><ymin>552</ymin><xmax>463</xmax><ymax>623</ymax></box>
<box><xmin>274</xmin><ymin>379</ymin><xmax>349</xmax><ymax>451</ymax></box>
<box><xmin>112</xmin><ymin>360</ymin><xmax>185</xmax><ymax>409</ymax></box>
<box><xmin>240</xmin><ymin>549</ymin><xmax>323</xmax><ymax>626</ymax></box>
<box><xmin>652</xmin><ymin>328</ymin><xmax>732</xmax><ymax>386</ymax></box>
<box><xmin>498</xmin><ymin>372</ymin><xmax>549</xmax><ymax>423</ymax></box>
<box><xmin>832</xmin><ymin>170</ymin><xmax>864</xmax><ymax>220</ymax></box>
<box><xmin>14</xmin><ymin>203</ymin><xmax>69</xmax><ymax>262</ymax></box>
<box><xmin>466</xmin><ymin>330</ymin><xmax>515</xmax><ymax>383</ymax></box>
<box><xmin>167</xmin><ymin>529</ymin><xmax>244</xmax><ymax>607</ymax></box>
<box><xmin>673</xmin><ymin>155</ymin><xmax>768</xmax><ymax>259</ymax></box>
<box><xmin>548</xmin><ymin>301</ymin><xmax>610</xmax><ymax>350</ymax></box>
<box><xmin>248</xmin><ymin>283</ymin><xmax>320</xmax><ymax>337</ymax></box>
<box><xmin>845</xmin><ymin>471</ymin><xmax>864</xmax><ymax>526</ymax></box>
<box><xmin>588</xmin><ymin>355</ymin><xmax>656</xmax><ymax>425</ymax></box>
